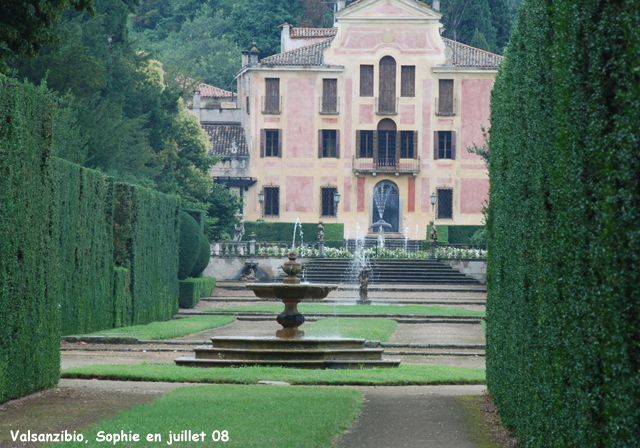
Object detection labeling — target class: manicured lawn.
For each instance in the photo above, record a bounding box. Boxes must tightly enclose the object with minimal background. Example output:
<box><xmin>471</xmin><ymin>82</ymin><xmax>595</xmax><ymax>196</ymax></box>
<box><xmin>206</xmin><ymin>304</ymin><xmax>485</xmax><ymax>316</ymax></box>
<box><xmin>62</xmin><ymin>363</ymin><xmax>486</xmax><ymax>386</ymax></box>
<box><xmin>304</xmin><ymin>318</ymin><xmax>397</xmax><ymax>342</ymax></box>
<box><xmin>86</xmin><ymin>315</ymin><xmax>236</xmax><ymax>340</ymax></box>
<box><xmin>52</xmin><ymin>385</ymin><xmax>362</xmax><ymax>448</ymax></box>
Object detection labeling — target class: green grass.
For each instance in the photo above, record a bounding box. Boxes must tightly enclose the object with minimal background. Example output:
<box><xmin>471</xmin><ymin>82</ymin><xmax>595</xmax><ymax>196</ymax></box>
<box><xmin>51</xmin><ymin>385</ymin><xmax>362</xmax><ymax>448</ymax></box>
<box><xmin>207</xmin><ymin>304</ymin><xmax>486</xmax><ymax>316</ymax></box>
<box><xmin>304</xmin><ymin>318</ymin><xmax>397</xmax><ymax>342</ymax></box>
<box><xmin>62</xmin><ymin>363</ymin><xmax>486</xmax><ymax>386</ymax></box>
<box><xmin>85</xmin><ymin>315</ymin><xmax>236</xmax><ymax>340</ymax></box>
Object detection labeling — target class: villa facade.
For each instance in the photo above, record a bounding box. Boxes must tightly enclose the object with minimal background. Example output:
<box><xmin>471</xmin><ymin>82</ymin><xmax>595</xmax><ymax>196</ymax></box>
<box><xmin>223</xmin><ymin>0</ymin><xmax>501</xmax><ymax>238</ymax></box>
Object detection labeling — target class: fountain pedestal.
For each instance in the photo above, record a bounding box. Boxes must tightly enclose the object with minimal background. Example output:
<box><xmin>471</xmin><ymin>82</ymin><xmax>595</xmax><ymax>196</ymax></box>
<box><xmin>174</xmin><ymin>253</ymin><xmax>400</xmax><ymax>369</ymax></box>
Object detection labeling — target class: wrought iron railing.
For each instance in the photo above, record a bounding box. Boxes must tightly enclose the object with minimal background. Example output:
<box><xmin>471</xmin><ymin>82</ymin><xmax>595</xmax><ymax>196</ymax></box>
<box><xmin>435</xmin><ymin>97</ymin><xmax>456</xmax><ymax>116</ymax></box>
<box><xmin>261</xmin><ymin>96</ymin><xmax>282</xmax><ymax>114</ymax></box>
<box><xmin>319</xmin><ymin>96</ymin><xmax>340</xmax><ymax>115</ymax></box>
<box><xmin>375</xmin><ymin>96</ymin><xmax>398</xmax><ymax>115</ymax></box>
<box><xmin>352</xmin><ymin>156</ymin><xmax>420</xmax><ymax>174</ymax></box>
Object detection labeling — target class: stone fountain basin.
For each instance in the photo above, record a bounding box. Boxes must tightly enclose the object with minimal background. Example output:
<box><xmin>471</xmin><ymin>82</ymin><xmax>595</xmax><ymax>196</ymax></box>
<box><xmin>246</xmin><ymin>283</ymin><xmax>337</xmax><ymax>300</ymax></box>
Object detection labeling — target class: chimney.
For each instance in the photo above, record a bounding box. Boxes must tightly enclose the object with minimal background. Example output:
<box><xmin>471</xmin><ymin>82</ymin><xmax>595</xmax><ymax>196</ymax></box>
<box><xmin>241</xmin><ymin>50</ymin><xmax>249</xmax><ymax>67</ymax></box>
<box><xmin>193</xmin><ymin>90</ymin><xmax>201</xmax><ymax>110</ymax></box>
<box><xmin>432</xmin><ymin>0</ymin><xmax>440</xmax><ymax>12</ymax></box>
<box><xmin>249</xmin><ymin>43</ymin><xmax>259</xmax><ymax>65</ymax></box>
<box><xmin>280</xmin><ymin>22</ymin><xmax>292</xmax><ymax>52</ymax></box>
<box><xmin>336</xmin><ymin>0</ymin><xmax>346</xmax><ymax>12</ymax></box>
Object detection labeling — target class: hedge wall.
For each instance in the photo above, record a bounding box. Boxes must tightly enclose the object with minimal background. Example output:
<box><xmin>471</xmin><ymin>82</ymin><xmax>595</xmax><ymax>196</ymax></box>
<box><xmin>113</xmin><ymin>267</ymin><xmax>132</xmax><ymax>328</ymax></box>
<box><xmin>114</xmin><ymin>184</ymin><xmax>180</xmax><ymax>325</ymax></box>
<box><xmin>486</xmin><ymin>1</ymin><xmax>640</xmax><ymax>447</ymax></box>
<box><xmin>54</xmin><ymin>159</ymin><xmax>115</xmax><ymax>335</ymax></box>
<box><xmin>243</xmin><ymin>222</ymin><xmax>343</xmax><ymax>242</ymax></box>
<box><xmin>179</xmin><ymin>277</ymin><xmax>216</xmax><ymax>308</ymax></box>
<box><xmin>0</xmin><ymin>76</ymin><xmax>61</xmax><ymax>403</ymax></box>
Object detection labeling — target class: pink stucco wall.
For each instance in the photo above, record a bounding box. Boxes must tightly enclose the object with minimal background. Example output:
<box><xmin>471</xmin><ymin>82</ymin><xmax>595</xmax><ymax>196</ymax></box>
<box><xmin>460</xmin><ymin>178</ymin><xmax>489</xmax><ymax>214</ymax></box>
<box><xmin>357</xmin><ymin>177</ymin><xmax>365</xmax><ymax>212</ymax></box>
<box><xmin>461</xmin><ymin>79</ymin><xmax>493</xmax><ymax>160</ymax></box>
<box><xmin>359</xmin><ymin>104</ymin><xmax>374</xmax><ymax>124</ymax></box>
<box><xmin>321</xmin><ymin>177</ymin><xmax>337</xmax><ymax>182</ymax></box>
<box><xmin>322</xmin><ymin>118</ymin><xmax>338</xmax><ymax>124</ymax></box>
<box><xmin>264</xmin><ymin>117</ymin><xmax>280</xmax><ymax>123</ymax></box>
<box><xmin>344</xmin><ymin>177</ymin><xmax>351</xmax><ymax>213</ymax></box>
<box><xmin>286</xmin><ymin>78</ymin><xmax>315</xmax><ymax>158</ymax></box>
<box><xmin>286</xmin><ymin>176</ymin><xmax>314</xmax><ymax>212</ymax></box>
<box><xmin>345</xmin><ymin>79</ymin><xmax>352</xmax><ymax>158</ymax></box>
<box><xmin>334</xmin><ymin>28</ymin><xmax>440</xmax><ymax>55</ymax></box>
<box><xmin>420</xmin><ymin>178</ymin><xmax>431</xmax><ymax>213</ymax></box>
<box><xmin>421</xmin><ymin>80</ymin><xmax>431</xmax><ymax>159</ymax></box>
<box><xmin>408</xmin><ymin>177</ymin><xmax>415</xmax><ymax>213</ymax></box>
<box><xmin>400</xmin><ymin>105</ymin><xmax>415</xmax><ymax>125</ymax></box>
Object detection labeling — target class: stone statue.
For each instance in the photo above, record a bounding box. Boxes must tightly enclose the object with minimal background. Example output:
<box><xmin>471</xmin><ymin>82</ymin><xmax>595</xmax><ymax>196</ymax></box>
<box><xmin>429</xmin><ymin>221</ymin><xmax>438</xmax><ymax>243</ymax></box>
<box><xmin>234</xmin><ymin>220</ymin><xmax>245</xmax><ymax>242</ymax></box>
<box><xmin>357</xmin><ymin>268</ymin><xmax>371</xmax><ymax>305</ymax></box>
<box><xmin>317</xmin><ymin>221</ymin><xmax>325</xmax><ymax>242</ymax></box>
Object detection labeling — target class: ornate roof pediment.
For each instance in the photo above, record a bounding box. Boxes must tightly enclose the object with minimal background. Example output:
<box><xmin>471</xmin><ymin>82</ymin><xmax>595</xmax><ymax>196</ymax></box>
<box><xmin>336</xmin><ymin>0</ymin><xmax>441</xmax><ymax>23</ymax></box>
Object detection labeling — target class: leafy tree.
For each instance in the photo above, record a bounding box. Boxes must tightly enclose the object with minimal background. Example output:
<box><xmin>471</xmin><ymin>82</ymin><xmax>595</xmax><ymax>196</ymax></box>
<box><xmin>469</xmin><ymin>28</ymin><xmax>491</xmax><ymax>52</ymax></box>
<box><xmin>298</xmin><ymin>0</ymin><xmax>331</xmax><ymax>28</ymax></box>
<box><xmin>205</xmin><ymin>183</ymin><xmax>243</xmax><ymax>240</ymax></box>
<box><xmin>0</xmin><ymin>0</ymin><xmax>95</xmax><ymax>71</ymax></box>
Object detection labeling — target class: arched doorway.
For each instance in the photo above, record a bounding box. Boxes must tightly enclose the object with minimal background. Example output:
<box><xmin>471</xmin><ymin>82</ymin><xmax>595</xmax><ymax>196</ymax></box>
<box><xmin>377</xmin><ymin>118</ymin><xmax>397</xmax><ymax>168</ymax></box>
<box><xmin>372</xmin><ymin>180</ymin><xmax>400</xmax><ymax>232</ymax></box>
<box><xmin>378</xmin><ymin>56</ymin><xmax>396</xmax><ymax>113</ymax></box>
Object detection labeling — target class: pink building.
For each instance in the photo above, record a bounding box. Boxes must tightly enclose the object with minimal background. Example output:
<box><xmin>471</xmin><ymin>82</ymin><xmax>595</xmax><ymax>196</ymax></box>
<box><xmin>230</xmin><ymin>0</ymin><xmax>501</xmax><ymax>238</ymax></box>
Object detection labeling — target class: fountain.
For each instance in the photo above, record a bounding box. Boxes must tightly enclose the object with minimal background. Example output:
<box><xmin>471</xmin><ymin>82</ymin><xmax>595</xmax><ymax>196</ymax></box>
<box><xmin>175</xmin><ymin>252</ymin><xmax>400</xmax><ymax>369</ymax></box>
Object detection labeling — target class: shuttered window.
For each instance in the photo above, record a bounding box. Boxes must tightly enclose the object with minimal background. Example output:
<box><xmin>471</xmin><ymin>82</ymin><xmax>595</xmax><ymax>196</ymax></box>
<box><xmin>437</xmin><ymin>189</ymin><xmax>453</xmax><ymax>219</ymax></box>
<box><xmin>360</xmin><ymin>65</ymin><xmax>374</xmax><ymax>97</ymax></box>
<box><xmin>378</xmin><ymin>130</ymin><xmax>397</xmax><ymax>167</ymax></box>
<box><xmin>434</xmin><ymin>131</ymin><xmax>455</xmax><ymax>160</ymax></box>
<box><xmin>401</xmin><ymin>66</ymin><xmax>415</xmax><ymax>97</ymax></box>
<box><xmin>358</xmin><ymin>130</ymin><xmax>374</xmax><ymax>158</ymax></box>
<box><xmin>437</xmin><ymin>79</ymin><xmax>454</xmax><ymax>115</ymax></box>
<box><xmin>322</xmin><ymin>79</ymin><xmax>338</xmax><ymax>113</ymax></box>
<box><xmin>378</xmin><ymin>56</ymin><xmax>396</xmax><ymax>113</ymax></box>
<box><xmin>264</xmin><ymin>187</ymin><xmax>279</xmax><ymax>217</ymax></box>
<box><xmin>321</xmin><ymin>130</ymin><xmax>338</xmax><ymax>158</ymax></box>
<box><xmin>400</xmin><ymin>131</ymin><xmax>415</xmax><ymax>158</ymax></box>
<box><xmin>265</xmin><ymin>78</ymin><xmax>280</xmax><ymax>113</ymax></box>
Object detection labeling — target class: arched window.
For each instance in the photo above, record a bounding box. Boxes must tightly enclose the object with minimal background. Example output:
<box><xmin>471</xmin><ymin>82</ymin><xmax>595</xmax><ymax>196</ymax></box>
<box><xmin>377</xmin><ymin>119</ymin><xmax>397</xmax><ymax>167</ymax></box>
<box><xmin>378</xmin><ymin>56</ymin><xmax>396</xmax><ymax>114</ymax></box>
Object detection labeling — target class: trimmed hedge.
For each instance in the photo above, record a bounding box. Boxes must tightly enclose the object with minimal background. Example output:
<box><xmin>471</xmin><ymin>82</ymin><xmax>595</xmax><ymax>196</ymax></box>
<box><xmin>54</xmin><ymin>158</ymin><xmax>115</xmax><ymax>335</ymax></box>
<box><xmin>190</xmin><ymin>234</ymin><xmax>211</xmax><ymax>278</ymax></box>
<box><xmin>183</xmin><ymin>208</ymin><xmax>205</xmax><ymax>234</ymax></box>
<box><xmin>0</xmin><ymin>76</ymin><xmax>61</xmax><ymax>403</ymax></box>
<box><xmin>244</xmin><ymin>221</ymin><xmax>343</xmax><ymax>242</ymax></box>
<box><xmin>178</xmin><ymin>211</ymin><xmax>201</xmax><ymax>280</ymax></box>
<box><xmin>113</xmin><ymin>267</ymin><xmax>132</xmax><ymax>328</ymax></box>
<box><xmin>487</xmin><ymin>1</ymin><xmax>640</xmax><ymax>447</ymax></box>
<box><xmin>179</xmin><ymin>277</ymin><xmax>216</xmax><ymax>308</ymax></box>
<box><xmin>114</xmin><ymin>184</ymin><xmax>180</xmax><ymax>325</ymax></box>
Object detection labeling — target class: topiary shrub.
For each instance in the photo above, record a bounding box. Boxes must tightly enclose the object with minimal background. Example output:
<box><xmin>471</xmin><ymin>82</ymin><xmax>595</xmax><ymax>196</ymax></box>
<box><xmin>189</xmin><ymin>234</ymin><xmax>211</xmax><ymax>278</ymax></box>
<box><xmin>179</xmin><ymin>211</ymin><xmax>201</xmax><ymax>280</ymax></box>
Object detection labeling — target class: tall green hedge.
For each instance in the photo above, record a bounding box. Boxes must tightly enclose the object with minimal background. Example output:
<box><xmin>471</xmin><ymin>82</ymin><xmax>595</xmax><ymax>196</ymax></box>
<box><xmin>244</xmin><ymin>222</ymin><xmax>344</xmax><ymax>242</ymax></box>
<box><xmin>54</xmin><ymin>159</ymin><xmax>115</xmax><ymax>335</ymax></box>
<box><xmin>486</xmin><ymin>1</ymin><xmax>640</xmax><ymax>447</ymax></box>
<box><xmin>114</xmin><ymin>184</ymin><xmax>180</xmax><ymax>325</ymax></box>
<box><xmin>0</xmin><ymin>76</ymin><xmax>61</xmax><ymax>403</ymax></box>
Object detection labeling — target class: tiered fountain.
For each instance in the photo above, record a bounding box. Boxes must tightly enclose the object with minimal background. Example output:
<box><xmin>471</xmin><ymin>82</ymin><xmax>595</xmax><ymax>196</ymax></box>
<box><xmin>175</xmin><ymin>253</ymin><xmax>400</xmax><ymax>369</ymax></box>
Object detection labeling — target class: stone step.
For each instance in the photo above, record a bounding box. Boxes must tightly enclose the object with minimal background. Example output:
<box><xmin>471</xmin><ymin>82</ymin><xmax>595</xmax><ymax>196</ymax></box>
<box><xmin>194</xmin><ymin>346</ymin><xmax>385</xmax><ymax>361</ymax></box>
<box><xmin>207</xmin><ymin>336</ymin><xmax>365</xmax><ymax>350</ymax></box>
<box><xmin>174</xmin><ymin>357</ymin><xmax>402</xmax><ymax>369</ymax></box>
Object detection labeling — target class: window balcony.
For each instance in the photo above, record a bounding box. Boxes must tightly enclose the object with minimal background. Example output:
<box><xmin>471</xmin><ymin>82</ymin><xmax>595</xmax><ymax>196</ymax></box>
<box><xmin>375</xmin><ymin>96</ymin><xmax>398</xmax><ymax>115</ymax></box>
<box><xmin>352</xmin><ymin>156</ymin><xmax>420</xmax><ymax>176</ymax></box>
<box><xmin>435</xmin><ymin>97</ymin><xmax>456</xmax><ymax>116</ymax></box>
<box><xmin>262</xmin><ymin>96</ymin><xmax>282</xmax><ymax>114</ymax></box>
<box><xmin>319</xmin><ymin>96</ymin><xmax>340</xmax><ymax>115</ymax></box>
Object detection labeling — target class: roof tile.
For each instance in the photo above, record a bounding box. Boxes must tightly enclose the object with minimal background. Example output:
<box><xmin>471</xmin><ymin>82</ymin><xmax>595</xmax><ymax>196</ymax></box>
<box><xmin>443</xmin><ymin>38</ymin><xmax>503</xmax><ymax>68</ymax></box>
<box><xmin>202</xmin><ymin>125</ymin><xmax>248</xmax><ymax>157</ymax></box>
<box><xmin>197</xmin><ymin>82</ymin><xmax>235</xmax><ymax>98</ymax></box>
<box><xmin>260</xmin><ymin>38</ymin><xmax>334</xmax><ymax>66</ymax></box>
<box><xmin>290</xmin><ymin>27</ymin><xmax>337</xmax><ymax>38</ymax></box>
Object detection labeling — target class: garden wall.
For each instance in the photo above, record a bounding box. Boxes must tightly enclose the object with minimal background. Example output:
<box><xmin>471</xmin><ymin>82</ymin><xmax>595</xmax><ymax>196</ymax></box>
<box><xmin>114</xmin><ymin>184</ymin><xmax>180</xmax><ymax>325</ymax></box>
<box><xmin>486</xmin><ymin>1</ymin><xmax>640</xmax><ymax>446</ymax></box>
<box><xmin>0</xmin><ymin>77</ymin><xmax>61</xmax><ymax>403</ymax></box>
<box><xmin>54</xmin><ymin>159</ymin><xmax>115</xmax><ymax>335</ymax></box>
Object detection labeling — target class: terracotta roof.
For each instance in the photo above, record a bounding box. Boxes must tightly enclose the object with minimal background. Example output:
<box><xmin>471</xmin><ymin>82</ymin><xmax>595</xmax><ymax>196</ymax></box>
<box><xmin>197</xmin><ymin>82</ymin><xmax>235</xmax><ymax>98</ymax></box>
<box><xmin>202</xmin><ymin>125</ymin><xmax>248</xmax><ymax>157</ymax></box>
<box><xmin>260</xmin><ymin>38</ymin><xmax>334</xmax><ymax>66</ymax></box>
<box><xmin>290</xmin><ymin>27</ymin><xmax>337</xmax><ymax>38</ymax></box>
<box><xmin>443</xmin><ymin>38</ymin><xmax>503</xmax><ymax>68</ymax></box>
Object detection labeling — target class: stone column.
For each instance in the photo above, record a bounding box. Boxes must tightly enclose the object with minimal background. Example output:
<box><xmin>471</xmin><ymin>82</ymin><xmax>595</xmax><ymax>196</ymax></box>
<box><xmin>249</xmin><ymin>232</ymin><xmax>256</xmax><ymax>256</ymax></box>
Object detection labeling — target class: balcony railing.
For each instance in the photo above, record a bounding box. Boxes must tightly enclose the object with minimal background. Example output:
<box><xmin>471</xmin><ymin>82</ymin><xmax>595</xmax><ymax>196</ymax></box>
<box><xmin>261</xmin><ymin>95</ymin><xmax>282</xmax><ymax>114</ymax></box>
<box><xmin>352</xmin><ymin>156</ymin><xmax>420</xmax><ymax>175</ymax></box>
<box><xmin>435</xmin><ymin>97</ymin><xmax>456</xmax><ymax>116</ymax></box>
<box><xmin>211</xmin><ymin>241</ymin><xmax>322</xmax><ymax>258</ymax></box>
<box><xmin>375</xmin><ymin>96</ymin><xmax>398</xmax><ymax>115</ymax></box>
<box><xmin>319</xmin><ymin>96</ymin><xmax>340</xmax><ymax>115</ymax></box>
